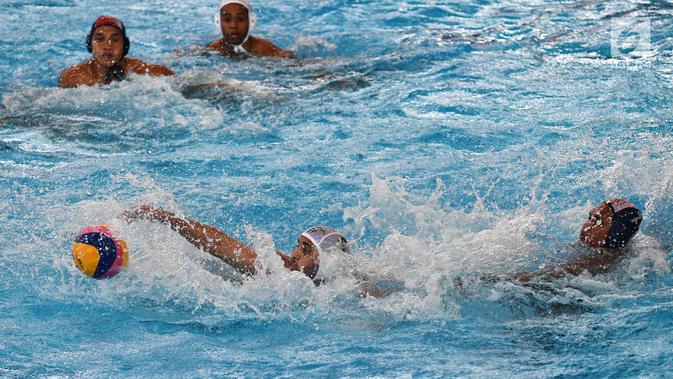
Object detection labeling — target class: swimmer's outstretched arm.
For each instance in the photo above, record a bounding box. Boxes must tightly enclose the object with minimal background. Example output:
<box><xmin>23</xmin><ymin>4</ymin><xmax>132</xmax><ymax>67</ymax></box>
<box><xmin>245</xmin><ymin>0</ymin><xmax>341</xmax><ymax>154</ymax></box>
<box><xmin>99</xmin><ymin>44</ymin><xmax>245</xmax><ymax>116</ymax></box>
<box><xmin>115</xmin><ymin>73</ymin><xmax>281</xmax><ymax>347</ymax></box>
<box><xmin>483</xmin><ymin>247</ymin><xmax>625</xmax><ymax>283</ymax></box>
<box><xmin>121</xmin><ymin>205</ymin><xmax>257</xmax><ymax>275</ymax></box>
<box><xmin>125</xmin><ymin>58</ymin><xmax>175</xmax><ymax>77</ymax></box>
<box><xmin>207</xmin><ymin>37</ymin><xmax>293</xmax><ymax>58</ymax></box>
<box><xmin>255</xmin><ymin>38</ymin><xmax>294</xmax><ymax>58</ymax></box>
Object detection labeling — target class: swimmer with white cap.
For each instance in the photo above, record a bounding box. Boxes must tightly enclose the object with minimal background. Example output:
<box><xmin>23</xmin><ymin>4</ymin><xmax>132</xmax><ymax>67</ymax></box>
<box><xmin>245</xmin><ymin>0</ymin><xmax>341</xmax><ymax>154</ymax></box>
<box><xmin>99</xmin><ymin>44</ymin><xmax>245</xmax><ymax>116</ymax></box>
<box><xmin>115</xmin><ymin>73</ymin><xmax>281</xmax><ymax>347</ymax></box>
<box><xmin>59</xmin><ymin>15</ymin><xmax>174</xmax><ymax>88</ymax></box>
<box><xmin>121</xmin><ymin>205</ymin><xmax>349</xmax><ymax>283</ymax></box>
<box><xmin>207</xmin><ymin>0</ymin><xmax>293</xmax><ymax>58</ymax></box>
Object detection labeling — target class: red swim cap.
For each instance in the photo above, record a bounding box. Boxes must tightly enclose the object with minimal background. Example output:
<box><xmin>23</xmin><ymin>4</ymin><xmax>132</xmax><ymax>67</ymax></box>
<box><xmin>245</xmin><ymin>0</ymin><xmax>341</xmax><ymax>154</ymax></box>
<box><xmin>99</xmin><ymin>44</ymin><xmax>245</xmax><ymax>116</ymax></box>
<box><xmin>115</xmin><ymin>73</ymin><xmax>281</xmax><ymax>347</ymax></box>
<box><xmin>92</xmin><ymin>15</ymin><xmax>126</xmax><ymax>33</ymax></box>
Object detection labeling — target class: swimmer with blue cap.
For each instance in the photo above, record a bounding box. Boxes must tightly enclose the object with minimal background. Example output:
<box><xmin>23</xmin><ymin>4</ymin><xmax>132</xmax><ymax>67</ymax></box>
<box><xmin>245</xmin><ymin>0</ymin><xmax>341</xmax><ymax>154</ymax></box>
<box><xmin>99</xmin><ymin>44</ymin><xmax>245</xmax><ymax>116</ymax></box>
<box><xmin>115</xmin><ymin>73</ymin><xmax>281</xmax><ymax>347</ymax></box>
<box><xmin>207</xmin><ymin>0</ymin><xmax>293</xmax><ymax>58</ymax></box>
<box><xmin>497</xmin><ymin>198</ymin><xmax>643</xmax><ymax>283</ymax></box>
<box><xmin>122</xmin><ymin>205</ymin><xmax>348</xmax><ymax>283</ymax></box>
<box><xmin>59</xmin><ymin>16</ymin><xmax>174</xmax><ymax>88</ymax></box>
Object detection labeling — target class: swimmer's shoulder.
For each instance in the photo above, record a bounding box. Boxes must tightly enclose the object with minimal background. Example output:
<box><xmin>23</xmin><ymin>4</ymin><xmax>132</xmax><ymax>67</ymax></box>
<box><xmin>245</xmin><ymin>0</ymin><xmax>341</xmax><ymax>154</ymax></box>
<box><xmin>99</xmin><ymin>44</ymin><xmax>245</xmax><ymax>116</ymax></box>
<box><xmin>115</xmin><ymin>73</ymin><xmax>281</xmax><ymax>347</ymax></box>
<box><xmin>207</xmin><ymin>39</ymin><xmax>222</xmax><ymax>49</ymax></box>
<box><xmin>207</xmin><ymin>39</ymin><xmax>227</xmax><ymax>51</ymax></box>
<box><xmin>247</xmin><ymin>36</ymin><xmax>294</xmax><ymax>58</ymax></box>
<box><xmin>123</xmin><ymin>57</ymin><xmax>175</xmax><ymax>77</ymax></box>
<box><xmin>59</xmin><ymin>61</ymin><xmax>95</xmax><ymax>88</ymax></box>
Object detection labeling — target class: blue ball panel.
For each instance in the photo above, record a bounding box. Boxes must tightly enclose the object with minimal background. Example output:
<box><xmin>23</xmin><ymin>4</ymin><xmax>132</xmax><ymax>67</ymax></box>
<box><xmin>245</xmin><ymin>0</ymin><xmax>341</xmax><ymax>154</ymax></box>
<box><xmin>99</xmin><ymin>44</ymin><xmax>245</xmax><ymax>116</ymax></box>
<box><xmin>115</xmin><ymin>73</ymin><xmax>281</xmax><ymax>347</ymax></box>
<box><xmin>74</xmin><ymin>232</ymin><xmax>118</xmax><ymax>279</ymax></box>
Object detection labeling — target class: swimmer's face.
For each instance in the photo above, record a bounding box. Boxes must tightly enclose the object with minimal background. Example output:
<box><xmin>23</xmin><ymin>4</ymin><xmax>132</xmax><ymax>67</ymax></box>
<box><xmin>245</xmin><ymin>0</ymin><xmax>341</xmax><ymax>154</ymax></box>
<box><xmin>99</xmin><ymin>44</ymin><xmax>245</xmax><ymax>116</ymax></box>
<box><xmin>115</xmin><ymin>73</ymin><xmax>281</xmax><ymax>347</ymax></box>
<box><xmin>580</xmin><ymin>202</ymin><xmax>612</xmax><ymax>247</ymax></box>
<box><xmin>286</xmin><ymin>235</ymin><xmax>320</xmax><ymax>279</ymax></box>
<box><xmin>91</xmin><ymin>26</ymin><xmax>125</xmax><ymax>67</ymax></box>
<box><xmin>220</xmin><ymin>4</ymin><xmax>250</xmax><ymax>45</ymax></box>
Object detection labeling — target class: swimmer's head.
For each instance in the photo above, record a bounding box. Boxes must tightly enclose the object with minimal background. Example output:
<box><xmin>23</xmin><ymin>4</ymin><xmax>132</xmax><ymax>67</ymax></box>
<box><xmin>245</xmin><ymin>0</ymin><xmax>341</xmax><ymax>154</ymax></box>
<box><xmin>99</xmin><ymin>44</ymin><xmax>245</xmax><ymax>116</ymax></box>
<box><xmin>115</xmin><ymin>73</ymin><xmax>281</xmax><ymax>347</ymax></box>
<box><xmin>215</xmin><ymin>0</ymin><xmax>256</xmax><ymax>46</ymax></box>
<box><xmin>580</xmin><ymin>198</ymin><xmax>642</xmax><ymax>248</ymax></box>
<box><xmin>86</xmin><ymin>16</ymin><xmax>130</xmax><ymax>66</ymax></box>
<box><xmin>286</xmin><ymin>226</ymin><xmax>350</xmax><ymax>280</ymax></box>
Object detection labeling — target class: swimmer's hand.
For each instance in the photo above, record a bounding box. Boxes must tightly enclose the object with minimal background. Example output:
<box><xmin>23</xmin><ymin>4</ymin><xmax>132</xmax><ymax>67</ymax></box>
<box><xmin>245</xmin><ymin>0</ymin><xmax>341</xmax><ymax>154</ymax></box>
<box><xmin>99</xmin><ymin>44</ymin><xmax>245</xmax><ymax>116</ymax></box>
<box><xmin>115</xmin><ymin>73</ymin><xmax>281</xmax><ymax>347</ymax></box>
<box><xmin>121</xmin><ymin>204</ymin><xmax>174</xmax><ymax>224</ymax></box>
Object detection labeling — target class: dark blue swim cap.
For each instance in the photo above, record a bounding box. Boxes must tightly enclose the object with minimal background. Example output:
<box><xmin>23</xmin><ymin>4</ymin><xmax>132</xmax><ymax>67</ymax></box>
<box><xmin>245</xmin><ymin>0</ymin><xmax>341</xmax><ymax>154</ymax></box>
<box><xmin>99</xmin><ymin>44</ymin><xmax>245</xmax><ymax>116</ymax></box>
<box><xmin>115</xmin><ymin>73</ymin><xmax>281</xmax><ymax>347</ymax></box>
<box><xmin>605</xmin><ymin>198</ymin><xmax>642</xmax><ymax>248</ymax></box>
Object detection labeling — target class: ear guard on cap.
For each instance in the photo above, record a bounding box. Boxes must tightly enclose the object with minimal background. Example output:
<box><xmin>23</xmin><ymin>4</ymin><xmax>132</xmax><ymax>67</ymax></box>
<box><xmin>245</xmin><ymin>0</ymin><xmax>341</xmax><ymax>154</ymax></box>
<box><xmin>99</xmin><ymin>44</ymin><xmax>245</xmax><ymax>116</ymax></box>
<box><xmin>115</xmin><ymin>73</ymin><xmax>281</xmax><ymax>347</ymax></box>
<box><xmin>604</xmin><ymin>199</ymin><xmax>643</xmax><ymax>248</ymax></box>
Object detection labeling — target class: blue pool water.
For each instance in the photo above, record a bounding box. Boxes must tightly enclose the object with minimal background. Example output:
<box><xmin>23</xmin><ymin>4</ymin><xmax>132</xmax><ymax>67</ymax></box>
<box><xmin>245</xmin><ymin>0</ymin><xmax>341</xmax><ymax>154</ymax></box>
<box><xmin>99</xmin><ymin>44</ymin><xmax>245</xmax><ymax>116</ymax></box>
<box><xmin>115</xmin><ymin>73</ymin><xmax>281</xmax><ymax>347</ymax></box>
<box><xmin>2</xmin><ymin>0</ymin><xmax>673</xmax><ymax>376</ymax></box>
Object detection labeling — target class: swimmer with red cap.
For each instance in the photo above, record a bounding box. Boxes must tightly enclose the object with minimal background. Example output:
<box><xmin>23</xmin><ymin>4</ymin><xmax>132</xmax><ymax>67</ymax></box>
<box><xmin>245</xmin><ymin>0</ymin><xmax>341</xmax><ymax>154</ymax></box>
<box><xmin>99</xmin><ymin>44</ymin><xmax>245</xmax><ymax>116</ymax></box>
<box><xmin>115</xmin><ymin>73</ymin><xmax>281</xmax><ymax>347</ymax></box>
<box><xmin>207</xmin><ymin>0</ymin><xmax>293</xmax><ymax>58</ymax></box>
<box><xmin>504</xmin><ymin>198</ymin><xmax>643</xmax><ymax>283</ymax></box>
<box><xmin>121</xmin><ymin>205</ymin><xmax>349</xmax><ymax>283</ymax></box>
<box><xmin>59</xmin><ymin>16</ymin><xmax>175</xmax><ymax>88</ymax></box>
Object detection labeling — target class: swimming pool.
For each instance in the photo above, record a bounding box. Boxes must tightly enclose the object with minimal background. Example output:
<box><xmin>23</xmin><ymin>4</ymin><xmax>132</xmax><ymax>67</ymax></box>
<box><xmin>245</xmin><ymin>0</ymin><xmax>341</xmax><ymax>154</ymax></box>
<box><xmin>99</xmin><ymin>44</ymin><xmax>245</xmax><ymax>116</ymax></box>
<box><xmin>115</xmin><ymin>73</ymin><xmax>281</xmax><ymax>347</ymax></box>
<box><xmin>2</xmin><ymin>0</ymin><xmax>673</xmax><ymax>376</ymax></box>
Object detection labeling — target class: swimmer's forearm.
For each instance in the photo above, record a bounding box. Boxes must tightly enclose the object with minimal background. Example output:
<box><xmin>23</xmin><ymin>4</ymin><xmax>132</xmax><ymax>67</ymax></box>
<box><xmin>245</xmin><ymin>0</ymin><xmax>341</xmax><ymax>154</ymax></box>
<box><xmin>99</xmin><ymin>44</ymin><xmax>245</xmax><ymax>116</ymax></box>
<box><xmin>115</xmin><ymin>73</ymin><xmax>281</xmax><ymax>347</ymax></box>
<box><xmin>155</xmin><ymin>211</ymin><xmax>258</xmax><ymax>275</ymax></box>
<box><xmin>478</xmin><ymin>266</ymin><xmax>568</xmax><ymax>284</ymax></box>
<box><xmin>504</xmin><ymin>257</ymin><xmax>610</xmax><ymax>283</ymax></box>
<box><xmin>507</xmin><ymin>267</ymin><xmax>566</xmax><ymax>283</ymax></box>
<box><xmin>561</xmin><ymin>251</ymin><xmax>621</xmax><ymax>276</ymax></box>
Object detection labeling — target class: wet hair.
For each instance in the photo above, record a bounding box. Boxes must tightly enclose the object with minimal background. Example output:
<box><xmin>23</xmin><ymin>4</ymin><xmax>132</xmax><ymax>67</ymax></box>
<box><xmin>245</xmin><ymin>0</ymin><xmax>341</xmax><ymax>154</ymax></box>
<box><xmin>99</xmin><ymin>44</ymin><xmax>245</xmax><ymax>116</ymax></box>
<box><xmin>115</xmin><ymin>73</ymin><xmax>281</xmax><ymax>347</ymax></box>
<box><xmin>605</xmin><ymin>200</ymin><xmax>642</xmax><ymax>248</ymax></box>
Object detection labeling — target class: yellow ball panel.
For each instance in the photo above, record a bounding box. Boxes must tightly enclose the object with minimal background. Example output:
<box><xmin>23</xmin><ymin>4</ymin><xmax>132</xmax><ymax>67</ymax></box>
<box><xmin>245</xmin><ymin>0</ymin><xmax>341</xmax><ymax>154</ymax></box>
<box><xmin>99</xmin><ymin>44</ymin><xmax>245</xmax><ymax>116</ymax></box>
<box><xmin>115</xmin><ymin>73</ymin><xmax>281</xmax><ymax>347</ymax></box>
<box><xmin>72</xmin><ymin>242</ymin><xmax>100</xmax><ymax>277</ymax></box>
<box><xmin>119</xmin><ymin>240</ymin><xmax>129</xmax><ymax>268</ymax></box>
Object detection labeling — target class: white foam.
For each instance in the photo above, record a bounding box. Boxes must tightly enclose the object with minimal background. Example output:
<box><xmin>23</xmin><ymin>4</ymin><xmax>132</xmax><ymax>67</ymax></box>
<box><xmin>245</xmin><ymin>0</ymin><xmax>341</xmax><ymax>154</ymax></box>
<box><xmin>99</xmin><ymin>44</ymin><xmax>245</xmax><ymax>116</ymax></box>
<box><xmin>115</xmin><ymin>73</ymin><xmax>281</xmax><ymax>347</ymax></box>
<box><xmin>291</xmin><ymin>36</ymin><xmax>337</xmax><ymax>52</ymax></box>
<box><xmin>12</xmin><ymin>167</ymin><xmax>672</xmax><ymax>320</ymax></box>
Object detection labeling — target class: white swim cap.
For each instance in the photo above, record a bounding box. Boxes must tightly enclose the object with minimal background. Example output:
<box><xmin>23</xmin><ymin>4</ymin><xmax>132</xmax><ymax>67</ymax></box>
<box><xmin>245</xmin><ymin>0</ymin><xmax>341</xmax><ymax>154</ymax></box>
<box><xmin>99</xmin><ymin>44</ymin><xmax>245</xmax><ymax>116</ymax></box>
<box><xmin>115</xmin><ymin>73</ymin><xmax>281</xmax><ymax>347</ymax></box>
<box><xmin>301</xmin><ymin>226</ymin><xmax>351</xmax><ymax>280</ymax></box>
<box><xmin>214</xmin><ymin>0</ymin><xmax>257</xmax><ymax>52</ymax></box>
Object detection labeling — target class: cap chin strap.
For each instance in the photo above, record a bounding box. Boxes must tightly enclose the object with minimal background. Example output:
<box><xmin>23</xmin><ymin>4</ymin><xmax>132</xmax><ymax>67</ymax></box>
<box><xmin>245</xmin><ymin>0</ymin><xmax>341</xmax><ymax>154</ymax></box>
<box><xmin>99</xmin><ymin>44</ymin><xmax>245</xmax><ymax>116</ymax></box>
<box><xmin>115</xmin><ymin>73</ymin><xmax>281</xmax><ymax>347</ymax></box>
<box><xmin>233</xmin><ymin>44</ymin><xmax>248</xmax><ymax>54</ymax></box>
